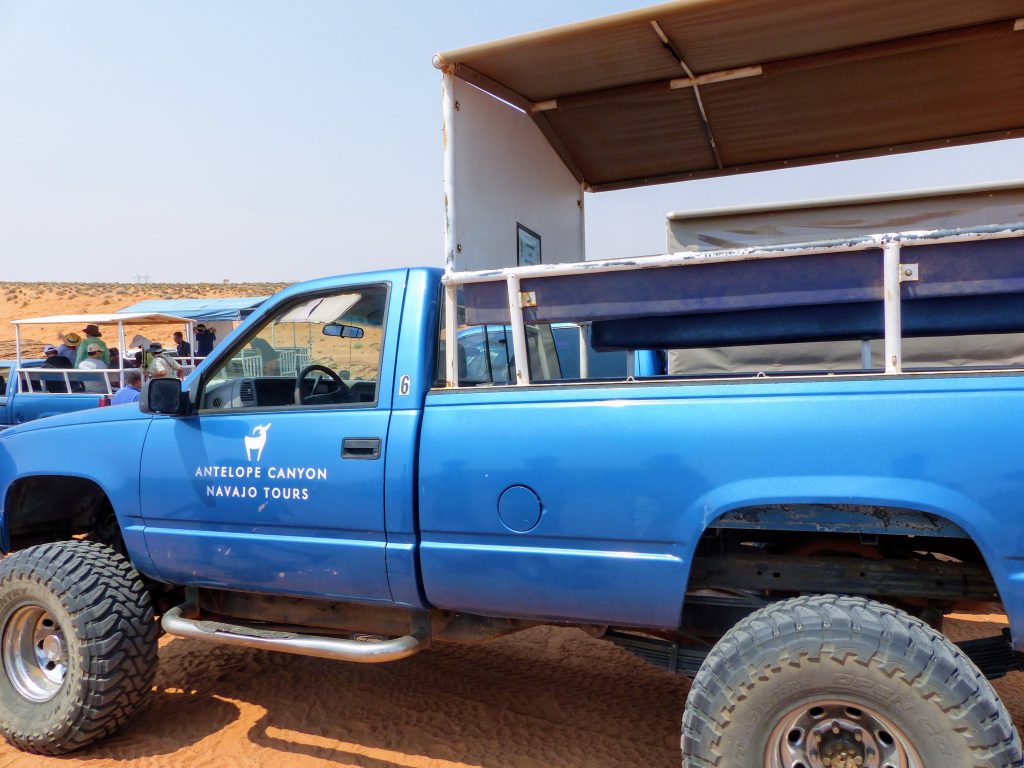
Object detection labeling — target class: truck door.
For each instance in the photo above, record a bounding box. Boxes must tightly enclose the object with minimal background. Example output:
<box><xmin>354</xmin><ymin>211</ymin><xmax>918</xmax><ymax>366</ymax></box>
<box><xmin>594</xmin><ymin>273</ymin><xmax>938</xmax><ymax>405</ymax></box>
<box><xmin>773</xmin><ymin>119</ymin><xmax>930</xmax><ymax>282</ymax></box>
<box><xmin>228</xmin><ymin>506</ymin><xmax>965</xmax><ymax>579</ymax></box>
<box><xmin>139</xmin><ymin>281</ymin><xmax>398</xmax><ymax>603</ymax></box>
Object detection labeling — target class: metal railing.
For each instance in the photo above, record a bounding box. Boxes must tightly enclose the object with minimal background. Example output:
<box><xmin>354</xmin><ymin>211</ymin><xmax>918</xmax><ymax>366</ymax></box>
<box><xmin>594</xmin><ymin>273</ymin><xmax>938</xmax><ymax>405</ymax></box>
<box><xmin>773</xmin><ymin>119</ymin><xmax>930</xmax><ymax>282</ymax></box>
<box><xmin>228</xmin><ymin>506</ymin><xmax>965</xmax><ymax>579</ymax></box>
<box><xmin>16</xmin><ymin>362</ymin><xmax>194</xmax><ymax>396</ymax></box>
<box><xmin>18</xmin><ymin>367</ymin><xmax>117</xmax><ymax>396</ymax></box>
<box><xmin>441</xmin><ymin>222</ymin><xmax>1024</xmax><ymax>388</ymax></box>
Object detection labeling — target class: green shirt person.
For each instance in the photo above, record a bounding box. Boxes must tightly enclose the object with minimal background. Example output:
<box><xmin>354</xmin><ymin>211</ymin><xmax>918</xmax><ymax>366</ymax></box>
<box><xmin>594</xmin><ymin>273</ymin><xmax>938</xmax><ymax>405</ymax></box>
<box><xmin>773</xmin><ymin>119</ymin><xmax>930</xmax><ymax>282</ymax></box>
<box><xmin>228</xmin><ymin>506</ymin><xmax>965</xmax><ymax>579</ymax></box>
<box><xmin>74</xmin><ymin>324</ymin><xmax>110</xmax><ymax>367</ymax></box>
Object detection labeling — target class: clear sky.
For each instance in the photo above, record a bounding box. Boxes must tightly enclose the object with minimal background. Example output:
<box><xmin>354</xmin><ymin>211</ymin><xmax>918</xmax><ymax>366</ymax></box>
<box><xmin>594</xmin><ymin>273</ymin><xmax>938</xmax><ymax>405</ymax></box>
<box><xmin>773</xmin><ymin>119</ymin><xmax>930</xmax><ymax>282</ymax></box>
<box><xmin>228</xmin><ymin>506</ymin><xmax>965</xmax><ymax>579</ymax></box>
<box><xmin>2</xmin><ymin>1</ymin><xmax>1023</xmax><ymax>283</ymax></box>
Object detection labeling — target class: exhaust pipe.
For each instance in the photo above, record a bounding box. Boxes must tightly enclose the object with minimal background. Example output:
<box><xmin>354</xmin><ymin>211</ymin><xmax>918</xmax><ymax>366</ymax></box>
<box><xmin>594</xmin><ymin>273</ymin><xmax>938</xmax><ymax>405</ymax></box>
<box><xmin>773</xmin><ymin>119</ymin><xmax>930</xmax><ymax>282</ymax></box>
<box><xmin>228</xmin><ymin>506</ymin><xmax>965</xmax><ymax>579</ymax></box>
<box><xmin>162</xmin><ymin>602</ymin><xmax>430</xmax><ymax>663</ymax></box>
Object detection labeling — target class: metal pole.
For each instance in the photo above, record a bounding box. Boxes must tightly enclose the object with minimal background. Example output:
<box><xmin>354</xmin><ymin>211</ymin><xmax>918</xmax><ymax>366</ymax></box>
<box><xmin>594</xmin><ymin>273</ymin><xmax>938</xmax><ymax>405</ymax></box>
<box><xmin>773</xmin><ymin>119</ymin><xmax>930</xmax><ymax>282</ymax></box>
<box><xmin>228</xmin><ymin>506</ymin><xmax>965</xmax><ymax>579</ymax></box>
<box><xmin>444</xmin><ymin>284</ymin><xmax>458</xmax><ymax>387</ymax></box>
<box><xmin>577</xmin><ymin>181</ymin><xmax>586</xmax><ymax>262</ymax></box>
<box><xmin>860</xmin><ymin>339</ymin><xmax>872</xmax><ymax>370</ymax></box>
<box><xmin>506</xmin><ymin>276</ymin><xmax>531</xmax><ymax>385</ymax></box>
<box><xmin>117</xmin><ymin>322</ymin><xmax>127</xmax><ymax>389</ymax></box>
<box><xmin>14</xmin><ymin>326</ymin><xmax>23</xmax><ymax>392</ymax></box>
<box><xmin>883</xmin><ymin>241</ymin><xmax>902</xmax><ymax>374</ymax></box>
<box><xmin>578</xmin><ymin>324</ymin><xmax>589</xmax><ymax>379</ymax></box>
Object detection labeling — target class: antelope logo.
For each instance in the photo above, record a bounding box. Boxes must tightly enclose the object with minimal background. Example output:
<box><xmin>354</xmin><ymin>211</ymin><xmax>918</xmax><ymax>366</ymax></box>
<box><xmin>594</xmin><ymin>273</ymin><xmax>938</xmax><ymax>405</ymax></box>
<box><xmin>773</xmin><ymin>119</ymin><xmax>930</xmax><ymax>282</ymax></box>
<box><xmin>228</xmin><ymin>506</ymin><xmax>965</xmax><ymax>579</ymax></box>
<box><xmin>244</xmin><ymin>423</ymin><xmax>272</xmax><ymax>462</ymax></box>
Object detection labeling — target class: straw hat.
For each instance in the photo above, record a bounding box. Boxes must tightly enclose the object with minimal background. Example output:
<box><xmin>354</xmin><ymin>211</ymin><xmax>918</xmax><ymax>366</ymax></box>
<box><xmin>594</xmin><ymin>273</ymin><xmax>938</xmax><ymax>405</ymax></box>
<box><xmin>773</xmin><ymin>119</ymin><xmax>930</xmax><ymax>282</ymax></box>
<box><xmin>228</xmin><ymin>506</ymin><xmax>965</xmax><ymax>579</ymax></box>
<box><xmin>62</xmin><ymin>332</ymin><xmax>81</xmax><ymax>345</ymax></box>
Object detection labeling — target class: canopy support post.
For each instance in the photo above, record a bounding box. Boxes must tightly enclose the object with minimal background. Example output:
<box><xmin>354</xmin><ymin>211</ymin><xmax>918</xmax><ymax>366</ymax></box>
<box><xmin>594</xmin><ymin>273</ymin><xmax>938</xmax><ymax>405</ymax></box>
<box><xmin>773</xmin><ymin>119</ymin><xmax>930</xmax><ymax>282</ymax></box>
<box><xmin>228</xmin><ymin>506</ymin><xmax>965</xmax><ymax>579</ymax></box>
<box><xmin>117</xmin><ymin>321</ymin><xmax>127</xmax><ymax>389</ymax></box>
<box><xmin>14</xmin><ymin>325</ymin><xmax>23</xmax><ymax>392</ymax></box>
<box><xmin>444</xmin><ymin>283</ymin><xmax>458</xmax><ymax>388</ymax></box>
<box><xmin>578</xmin><ymin>324</ymin><xmax>589</xmax><ymax>379</ymax></box>
<box><xmin>506</xmin><ymin>275</ymin><xmax>531</xmax><ymax>386</ymax></box>
<box><xmin>883</xmin><ymin>240</ymin><xmax>903</xmax><ymax>374</ymax></box>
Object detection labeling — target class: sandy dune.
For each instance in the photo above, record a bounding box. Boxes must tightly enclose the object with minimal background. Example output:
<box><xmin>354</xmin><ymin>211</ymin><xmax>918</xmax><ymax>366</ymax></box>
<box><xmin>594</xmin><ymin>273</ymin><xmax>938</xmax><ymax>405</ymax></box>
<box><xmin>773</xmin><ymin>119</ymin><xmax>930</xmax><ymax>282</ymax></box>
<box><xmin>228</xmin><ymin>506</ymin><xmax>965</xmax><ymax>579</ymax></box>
<box><xmin>0</xmin><ymin>282</ymin><xmax>287</xmax><ymax>360</ymax></box>
<box><xmin>0</xmin><ymin>616</ymin><xmax>1020</xmax><ymax>768</ymax></box>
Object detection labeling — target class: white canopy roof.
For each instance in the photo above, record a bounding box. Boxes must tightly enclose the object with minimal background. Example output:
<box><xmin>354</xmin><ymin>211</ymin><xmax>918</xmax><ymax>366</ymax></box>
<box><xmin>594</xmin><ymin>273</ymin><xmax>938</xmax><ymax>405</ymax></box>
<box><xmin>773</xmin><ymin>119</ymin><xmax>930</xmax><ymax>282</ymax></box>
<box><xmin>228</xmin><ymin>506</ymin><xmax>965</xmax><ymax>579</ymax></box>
<box><xmin>11</xmin><ymin>312</ymin><xmax>194</xmax><ymax>326</ymax></box>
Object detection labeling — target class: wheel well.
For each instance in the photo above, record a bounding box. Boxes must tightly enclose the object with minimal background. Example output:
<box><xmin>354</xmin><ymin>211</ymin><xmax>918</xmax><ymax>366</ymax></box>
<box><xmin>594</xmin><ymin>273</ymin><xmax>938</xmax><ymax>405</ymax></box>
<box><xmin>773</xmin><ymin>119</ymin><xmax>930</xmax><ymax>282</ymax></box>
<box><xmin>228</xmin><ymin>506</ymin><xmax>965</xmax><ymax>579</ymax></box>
<box><xmin>3</xmin><ymin>475</ymin><xmax>124</xmax><ymax>553</ymax></box>
<box><xmin>680</xmin><ymin>504</ymin><xmax>1002</xmax><ymax>641</ymax></box>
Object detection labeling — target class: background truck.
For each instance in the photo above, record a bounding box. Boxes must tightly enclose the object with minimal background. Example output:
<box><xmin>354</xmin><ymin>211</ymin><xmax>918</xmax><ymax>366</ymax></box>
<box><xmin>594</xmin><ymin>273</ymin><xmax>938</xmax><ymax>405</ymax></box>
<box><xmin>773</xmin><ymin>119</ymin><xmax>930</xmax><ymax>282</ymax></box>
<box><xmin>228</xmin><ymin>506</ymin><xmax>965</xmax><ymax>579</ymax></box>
<box><xmin>1</xmin><ymin>312</ymin><xmax>199</xmax><ymax>430</ymax></box>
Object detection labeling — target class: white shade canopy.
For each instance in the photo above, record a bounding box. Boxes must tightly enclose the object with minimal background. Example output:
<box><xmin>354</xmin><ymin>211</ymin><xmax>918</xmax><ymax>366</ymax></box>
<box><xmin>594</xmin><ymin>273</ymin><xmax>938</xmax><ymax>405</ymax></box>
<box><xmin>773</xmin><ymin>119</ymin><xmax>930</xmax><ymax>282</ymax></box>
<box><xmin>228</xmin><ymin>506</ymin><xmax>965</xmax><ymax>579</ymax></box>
<box><xmin>11</xmin><ymin>312</ymin><xmax>194</xmax><ymax>326</ymax></box>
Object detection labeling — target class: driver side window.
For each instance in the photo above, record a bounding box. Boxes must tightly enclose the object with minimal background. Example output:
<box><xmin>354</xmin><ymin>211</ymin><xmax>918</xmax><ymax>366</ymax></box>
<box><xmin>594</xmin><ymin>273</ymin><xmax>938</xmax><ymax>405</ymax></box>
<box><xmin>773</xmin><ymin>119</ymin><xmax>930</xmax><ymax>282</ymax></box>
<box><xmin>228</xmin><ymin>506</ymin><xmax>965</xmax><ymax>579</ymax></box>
<box><xmin>202</xmin><ymin>284</ymin><xmax>388</xmax><ymax>411</ymax></box>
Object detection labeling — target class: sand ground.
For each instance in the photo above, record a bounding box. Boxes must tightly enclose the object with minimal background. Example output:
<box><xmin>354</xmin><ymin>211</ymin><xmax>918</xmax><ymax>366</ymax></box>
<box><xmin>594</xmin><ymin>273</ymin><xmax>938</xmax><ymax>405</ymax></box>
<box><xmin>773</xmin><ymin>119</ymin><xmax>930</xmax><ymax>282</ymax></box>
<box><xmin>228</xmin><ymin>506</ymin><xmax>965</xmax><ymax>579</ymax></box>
<box><xmin>0</xmin><ymin>616</ymin><xmax>1019</xmax><ymax>768</ymax></box>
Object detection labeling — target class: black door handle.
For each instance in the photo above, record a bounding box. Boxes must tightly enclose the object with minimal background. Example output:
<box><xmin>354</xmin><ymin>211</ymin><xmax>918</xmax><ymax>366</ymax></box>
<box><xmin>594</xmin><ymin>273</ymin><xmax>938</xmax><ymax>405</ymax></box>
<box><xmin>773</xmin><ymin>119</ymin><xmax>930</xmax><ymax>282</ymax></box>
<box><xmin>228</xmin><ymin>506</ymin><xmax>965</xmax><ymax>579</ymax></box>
<box><xmin>342</xmin><ymin>437</ymin><xmax>381</xmax><ymax>460</ymax></box>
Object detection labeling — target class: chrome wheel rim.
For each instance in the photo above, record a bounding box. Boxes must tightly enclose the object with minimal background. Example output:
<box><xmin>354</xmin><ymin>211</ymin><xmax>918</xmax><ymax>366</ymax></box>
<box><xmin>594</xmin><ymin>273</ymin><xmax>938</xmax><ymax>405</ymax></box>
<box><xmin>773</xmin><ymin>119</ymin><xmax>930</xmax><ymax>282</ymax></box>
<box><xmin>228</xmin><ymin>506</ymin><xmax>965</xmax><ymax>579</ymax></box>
<box><xmin>766</xmin><ymin>699</ymin><xmax>923</xmax><ymax>768</ymax></box>
<box><xmin>2</xmin><ymin>604</ymin><xmax>68</xmax><ymax>702</ymax></box>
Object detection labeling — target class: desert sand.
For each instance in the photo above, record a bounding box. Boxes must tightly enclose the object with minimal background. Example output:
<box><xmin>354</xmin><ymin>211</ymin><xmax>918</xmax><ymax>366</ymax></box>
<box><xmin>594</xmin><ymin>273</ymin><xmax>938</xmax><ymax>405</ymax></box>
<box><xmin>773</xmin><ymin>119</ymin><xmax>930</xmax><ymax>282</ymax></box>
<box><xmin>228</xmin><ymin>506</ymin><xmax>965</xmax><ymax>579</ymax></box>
<box><xmin>0</xmin><ymin>617</ymin><xmax>1019</xmax><ymax>768</ymax></box>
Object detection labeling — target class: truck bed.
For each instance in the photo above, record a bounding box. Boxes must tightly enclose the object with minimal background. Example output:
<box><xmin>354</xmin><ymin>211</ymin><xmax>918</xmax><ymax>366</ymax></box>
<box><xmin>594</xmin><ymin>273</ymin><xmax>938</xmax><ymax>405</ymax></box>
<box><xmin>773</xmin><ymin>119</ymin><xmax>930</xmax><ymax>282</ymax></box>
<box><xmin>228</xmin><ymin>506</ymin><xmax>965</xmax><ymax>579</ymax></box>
<box><xmin>418</xmin><ymin>371</ymin><xmax>1024</xmax><ymax>639</ymax></box>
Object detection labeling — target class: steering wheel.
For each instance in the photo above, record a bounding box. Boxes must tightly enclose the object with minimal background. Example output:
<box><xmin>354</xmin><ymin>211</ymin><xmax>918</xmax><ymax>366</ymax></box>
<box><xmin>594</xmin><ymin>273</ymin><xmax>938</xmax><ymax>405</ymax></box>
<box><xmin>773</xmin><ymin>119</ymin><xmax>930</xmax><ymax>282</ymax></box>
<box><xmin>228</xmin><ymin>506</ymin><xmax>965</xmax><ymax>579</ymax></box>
<box><xmin>294</xmin><ymin>364</ymin><xmax>351</xmax><ymax>406</ymax></box>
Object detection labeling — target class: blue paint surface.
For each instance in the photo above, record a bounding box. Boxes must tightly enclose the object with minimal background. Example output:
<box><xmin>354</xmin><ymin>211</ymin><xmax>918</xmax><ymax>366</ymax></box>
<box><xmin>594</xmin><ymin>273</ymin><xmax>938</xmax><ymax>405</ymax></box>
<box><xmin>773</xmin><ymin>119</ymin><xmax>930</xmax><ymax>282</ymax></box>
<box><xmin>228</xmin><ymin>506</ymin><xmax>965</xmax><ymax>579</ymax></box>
<box><xmin>1</xmin><ymin>267</ymin><xmax>1023</xmax><ymax>651</ymax></box>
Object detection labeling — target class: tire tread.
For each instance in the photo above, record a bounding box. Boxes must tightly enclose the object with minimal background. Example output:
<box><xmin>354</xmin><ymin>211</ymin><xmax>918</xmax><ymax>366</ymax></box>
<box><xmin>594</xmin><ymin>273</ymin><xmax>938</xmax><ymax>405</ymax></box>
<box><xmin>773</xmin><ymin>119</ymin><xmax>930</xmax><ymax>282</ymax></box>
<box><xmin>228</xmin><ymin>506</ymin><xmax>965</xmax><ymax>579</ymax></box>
<box><xmin>0</xmin><ymin>541</ymin><xmax>158</xmax><ymax>755</ymax></box>
<box><xmin>681</xmin><ymin>594</ymin><xmax>1023</xmax><ymax>767</ymax></box>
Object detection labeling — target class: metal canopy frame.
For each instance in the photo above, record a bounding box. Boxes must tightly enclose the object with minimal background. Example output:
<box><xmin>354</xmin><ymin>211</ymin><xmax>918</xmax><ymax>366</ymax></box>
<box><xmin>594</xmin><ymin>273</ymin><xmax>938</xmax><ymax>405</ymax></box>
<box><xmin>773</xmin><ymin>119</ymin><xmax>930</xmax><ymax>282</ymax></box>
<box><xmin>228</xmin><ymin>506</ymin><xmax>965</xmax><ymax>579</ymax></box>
<box><xmin>435</xmin><ymin>1</ymin><xmax>1024</xmax><ymax>192</ymax></box>
<box><xmin>12</xmin><ymin>312</ymin><xmax>195</xmax><ymax>395</ymax></box>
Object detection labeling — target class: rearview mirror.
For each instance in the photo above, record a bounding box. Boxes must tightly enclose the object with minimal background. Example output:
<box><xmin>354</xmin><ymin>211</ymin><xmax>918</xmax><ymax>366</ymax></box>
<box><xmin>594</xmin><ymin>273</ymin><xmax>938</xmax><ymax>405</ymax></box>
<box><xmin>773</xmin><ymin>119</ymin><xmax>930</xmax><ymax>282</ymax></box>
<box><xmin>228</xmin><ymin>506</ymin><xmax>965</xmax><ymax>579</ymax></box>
<box><xmin>141</xmin><ymin>377</ymin><xmax>188</xmax><ymax>416</ymax></box>
<box><xmin>323</xmin><ymin>323</ymin><xmax>364</xmax><ymax>339</ymax></box>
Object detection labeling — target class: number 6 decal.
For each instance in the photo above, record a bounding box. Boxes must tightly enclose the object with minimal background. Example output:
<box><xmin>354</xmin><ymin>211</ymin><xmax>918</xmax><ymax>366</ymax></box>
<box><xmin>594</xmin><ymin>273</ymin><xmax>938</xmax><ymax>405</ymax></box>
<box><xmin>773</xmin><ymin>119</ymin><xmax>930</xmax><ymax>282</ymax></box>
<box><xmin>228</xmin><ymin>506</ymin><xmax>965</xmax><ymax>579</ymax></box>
<box><xmin>399</xmin><ymin>375</ymin><xmax>411</xmax><ymax>396</ymax></box>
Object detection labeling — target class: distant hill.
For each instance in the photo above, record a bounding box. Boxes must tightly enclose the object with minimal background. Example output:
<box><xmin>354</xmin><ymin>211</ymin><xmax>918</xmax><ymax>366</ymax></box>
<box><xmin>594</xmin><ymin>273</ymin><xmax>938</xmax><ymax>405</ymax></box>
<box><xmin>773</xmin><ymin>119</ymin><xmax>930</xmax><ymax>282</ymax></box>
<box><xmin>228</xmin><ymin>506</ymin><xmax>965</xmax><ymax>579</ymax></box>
<box><xmin>0</xmin><ymin>282</ymin><xmax>288</xmax><ymax>359</ymax></box>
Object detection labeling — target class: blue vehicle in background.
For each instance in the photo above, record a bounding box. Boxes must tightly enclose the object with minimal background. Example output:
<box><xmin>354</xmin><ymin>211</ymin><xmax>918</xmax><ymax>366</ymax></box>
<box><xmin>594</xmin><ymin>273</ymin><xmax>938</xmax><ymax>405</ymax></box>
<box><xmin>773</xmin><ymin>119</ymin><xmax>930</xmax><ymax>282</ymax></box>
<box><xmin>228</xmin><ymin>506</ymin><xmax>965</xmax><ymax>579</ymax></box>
<box><xmin>457</xmin><ymin>322</ymin><xmax>661</xmax><ymax>385</ymax></box>
<box><xmin>1</xmin><ymin>311</ymin><xmax>204</xmax><ymax>430</ymax></box>
<box><xmin>1</xmin><ymin>226</ymin><xmax>1023</xmax><ymax>765</ymax></box>
<box><xmin>0</xmin><ymin>358</ymin><xmax>106</xmax><ymax>430</ymax></box>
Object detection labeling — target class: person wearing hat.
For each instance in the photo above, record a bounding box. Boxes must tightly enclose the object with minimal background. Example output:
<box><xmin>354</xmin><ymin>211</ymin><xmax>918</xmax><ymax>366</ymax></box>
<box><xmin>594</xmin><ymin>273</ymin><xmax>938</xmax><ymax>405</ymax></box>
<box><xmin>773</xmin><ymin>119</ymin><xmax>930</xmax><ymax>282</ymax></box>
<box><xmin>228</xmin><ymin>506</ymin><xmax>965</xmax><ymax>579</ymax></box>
<box><xmin>77</xmin><ymin>343</ymin><xmax>109</xmax><ymax>393</ymax></box>
<box><xmin>41</xmin><ymin>344</ymin><xmax>73</xmax><ymax>370</ymax></box>
<box><xmin>75</xmin><ymin>324</ymin><xmax>110</xmax><ymax>367</ymax></box>
<box><xmin>57</xmin><ymin>332</ymin><xmax>81</xmax><ymax>366</ymax></box>
<box><xmin>147</xmin><ymin>342</ymin><xmax>183</xmax><ymax>379</ymax></box>
<box><xmin>37</xmin><ymin>344</ymin><xmax>74</xmax><ymax>393</ymax></box>
<box><xmin>129</xmin><ymin>335</ymin><xmax>153</xmax><ymax>369</ymax></box>
<box><xmin>194</xmin><ymin>323</ymin><xmax>216</xmax><ymax>357</ymax></box>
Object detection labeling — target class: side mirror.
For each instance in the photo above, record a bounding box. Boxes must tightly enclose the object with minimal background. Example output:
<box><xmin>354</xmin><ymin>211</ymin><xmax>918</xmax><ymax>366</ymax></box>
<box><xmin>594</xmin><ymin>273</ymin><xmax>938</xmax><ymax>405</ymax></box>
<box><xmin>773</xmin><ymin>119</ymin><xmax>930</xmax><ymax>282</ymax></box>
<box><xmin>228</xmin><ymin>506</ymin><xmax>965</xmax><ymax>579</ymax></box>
<box><xmin>141</xmin><ymin>377</ymin><xmax>188</xmax><ymax>416</ymax></box>
<box><xmin>323</xmin><ymin>323</ymin><xmax>364</xmax><ymax>339</ymax></box>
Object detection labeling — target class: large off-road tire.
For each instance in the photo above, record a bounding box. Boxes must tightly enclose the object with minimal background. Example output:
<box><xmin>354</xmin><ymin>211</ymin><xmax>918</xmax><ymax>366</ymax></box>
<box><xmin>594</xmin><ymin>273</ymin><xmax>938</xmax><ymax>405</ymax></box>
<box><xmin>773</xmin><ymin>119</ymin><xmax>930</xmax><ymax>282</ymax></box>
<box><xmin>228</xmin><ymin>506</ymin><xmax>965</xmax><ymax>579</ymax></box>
<box><xmin>0</xmin><ymin>540</ymin><xmax>159</xmax><ymax>754</ymax></box>
<box><xmin>682</xmin><ymin>594</ymin><xmax>1022</xmax><ymax>768</ymax></box>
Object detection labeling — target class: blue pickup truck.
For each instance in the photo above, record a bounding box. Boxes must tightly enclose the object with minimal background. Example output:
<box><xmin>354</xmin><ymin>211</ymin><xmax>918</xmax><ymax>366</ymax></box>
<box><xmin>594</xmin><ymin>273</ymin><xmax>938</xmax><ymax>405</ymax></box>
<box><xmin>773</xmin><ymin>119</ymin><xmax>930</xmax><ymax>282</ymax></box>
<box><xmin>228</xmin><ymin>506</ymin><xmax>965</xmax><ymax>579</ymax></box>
<box><xmin>0</xmin><ymin>244</ymin><xmax>1022</xmax><ymax>766</ymax></box>
<box><xmin>0</xmin><ymin>360</ymin><xmax>108</xmax><ymax>430</ymax></box>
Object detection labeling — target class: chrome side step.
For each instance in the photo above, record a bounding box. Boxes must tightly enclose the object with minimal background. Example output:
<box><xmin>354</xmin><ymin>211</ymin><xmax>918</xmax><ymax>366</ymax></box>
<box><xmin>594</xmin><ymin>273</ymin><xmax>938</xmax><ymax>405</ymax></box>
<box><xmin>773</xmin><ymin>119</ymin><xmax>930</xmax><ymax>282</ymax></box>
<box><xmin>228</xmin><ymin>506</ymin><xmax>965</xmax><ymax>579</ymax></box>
<box><xmin>162</xmin><ymin>603</ymin><xmax>430</xmax><ymax>663</ymax></box>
